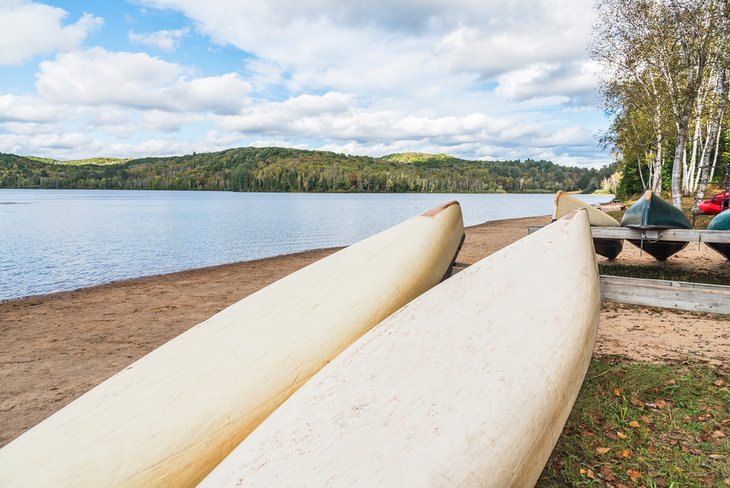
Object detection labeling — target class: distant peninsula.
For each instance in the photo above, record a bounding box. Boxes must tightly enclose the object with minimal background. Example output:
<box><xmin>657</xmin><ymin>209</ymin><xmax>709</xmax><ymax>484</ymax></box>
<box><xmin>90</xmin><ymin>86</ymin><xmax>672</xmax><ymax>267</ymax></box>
<box><xmin>0</xmin><ymin>147</ymin><xmax>613</xmax><ymax>193</ymax></box>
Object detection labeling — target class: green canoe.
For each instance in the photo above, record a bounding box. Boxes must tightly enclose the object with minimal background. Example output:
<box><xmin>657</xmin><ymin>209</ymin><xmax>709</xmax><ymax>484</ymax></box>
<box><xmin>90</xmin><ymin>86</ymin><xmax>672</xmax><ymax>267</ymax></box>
<box><xmin>620</xmin><ymin>191</ymin><xmax>692</xmax><ymax>261</ymax></box>
<box><xmin>707</xmin><ymin>210</ymin><xmax>730</xmax><ymax>259</ymax></box>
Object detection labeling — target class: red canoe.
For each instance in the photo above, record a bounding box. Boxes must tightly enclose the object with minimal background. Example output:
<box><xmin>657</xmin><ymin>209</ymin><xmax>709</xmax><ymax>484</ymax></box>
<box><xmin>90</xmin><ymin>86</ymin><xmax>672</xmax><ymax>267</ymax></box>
<box><xmin>698</xmin><ymin>191</ymin><xmax>730</xmax><ymax>215</ymax></box>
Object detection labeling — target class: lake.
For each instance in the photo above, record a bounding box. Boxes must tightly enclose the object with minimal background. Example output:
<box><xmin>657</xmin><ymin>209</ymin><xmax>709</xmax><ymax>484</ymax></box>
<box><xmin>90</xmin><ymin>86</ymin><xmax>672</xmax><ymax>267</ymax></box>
<box><xmin>0</xmin><ymin>190</ymin><xmax>613</xmax><ymax>301</ymax></box>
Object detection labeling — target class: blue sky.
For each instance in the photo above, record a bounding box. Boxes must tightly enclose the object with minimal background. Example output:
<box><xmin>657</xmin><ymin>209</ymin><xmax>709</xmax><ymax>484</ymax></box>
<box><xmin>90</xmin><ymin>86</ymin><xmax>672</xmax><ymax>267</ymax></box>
<box><xmin>0</xmin><ymin>0</ymin><xmax>611</xmax><ymax>166</ymax></box>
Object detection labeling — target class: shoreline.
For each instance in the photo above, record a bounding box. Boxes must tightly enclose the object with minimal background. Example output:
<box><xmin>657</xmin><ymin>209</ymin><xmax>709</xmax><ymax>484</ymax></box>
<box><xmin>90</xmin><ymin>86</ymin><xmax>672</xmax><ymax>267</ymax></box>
<box><xmin>1</xmin><ymin>213</ymin><xmax>728</xmax><ymax>448</ymax></box>
<box><xmin>0</xmin><ymin>214</ymin><xmax>554</xmax><ymax>306</ymax></box>
<box><xmin>0</xmin><ymin>247</ymin><xmax>345</xmax><ymax>307</ymax></box>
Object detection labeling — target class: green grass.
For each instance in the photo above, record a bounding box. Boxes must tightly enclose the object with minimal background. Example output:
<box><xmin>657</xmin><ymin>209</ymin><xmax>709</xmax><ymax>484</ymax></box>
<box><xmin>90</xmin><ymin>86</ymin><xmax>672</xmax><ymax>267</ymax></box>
<box><xmin>598</xmin><ymin>264</ymin><xmax>729</xmax><ymax>286</ymax></box>
<box><xmin>538</xmin><ymin>357</ymin><xmax>730</xmax><ymax>487</ymax></box>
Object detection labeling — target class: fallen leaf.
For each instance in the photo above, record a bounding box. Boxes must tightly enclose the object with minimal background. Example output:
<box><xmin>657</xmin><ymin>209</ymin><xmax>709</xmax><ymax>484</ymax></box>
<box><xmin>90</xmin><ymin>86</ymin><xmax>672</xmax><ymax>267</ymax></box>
<box><xmin>655</xmin><ymin>399</ymin><xmax>666</xmax><ymax>409</ymax></box>
<box><xmin>613</xmin><ymin>386</ymin><xmax>622</xmax><ymax>396</ymax></box>
<box><xmin>628</xmin><ymin>420</ymin><xmax>640</xmax><ymax>428</ymax></box>
<box><xmin>617</xmin><ymin>431</ymin><xmax>627</xmax><ymax>439</ymax></box>
<box><xmin>586</xmin><ymin>468</ymin><xmax>595</xmax><ymax>479</ymax></box>
<box><xmin>596</xmin><ymin>447</ymin><xmax>611</xmax><ymax>454</ymax></box>
<box><xmin>715</xmin><ymin>379</ymin><xmax>726</xmax><ymax>387</ymax></box>
<box><xmin>641</xmin><ymin>415</ymin><xmax>651</xmax><ymax>423</ymax></box>
<box><xmin>664</xmin><ymin>379</ymin><xmax>676</xmax><ymax>386</ymax></box>
<box><xmin>600</xmin><ymin>466</ymin><xmax>616</xmax><ymax>482</ymax></box>
<box><xmin>626</xmin><ymin>468</ymin><xmax>641</xmax><ymax>481</ymax></box>
<box><xmin>622</xmin><ymin>449</ymin><xmax>631</xmax><ymax>458</ymax></box>
<box><xmin>579</xmin><ymin>468</ymin><xmax>586</xmax><ymax>475</ymax></box>
<box><xmin>712</xmin><ymin>430</ymin><xmax>727</xmax><ymax>439</ymax></box>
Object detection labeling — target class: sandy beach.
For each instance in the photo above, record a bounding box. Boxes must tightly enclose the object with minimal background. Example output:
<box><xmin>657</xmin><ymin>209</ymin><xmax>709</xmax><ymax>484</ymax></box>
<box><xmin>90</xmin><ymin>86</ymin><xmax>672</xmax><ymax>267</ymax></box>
<box><xmin>1</xmin><ymin>213</ymin><xmax>729</xmax><ymax>448</ymax></box>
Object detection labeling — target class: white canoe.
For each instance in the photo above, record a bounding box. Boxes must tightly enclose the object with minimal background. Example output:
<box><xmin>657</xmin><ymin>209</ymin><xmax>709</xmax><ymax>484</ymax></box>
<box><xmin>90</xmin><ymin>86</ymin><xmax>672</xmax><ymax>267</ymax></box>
<box><xmin>200</xmin><ymin>209</ymin><xmax>600</xmax><ymax>488</ymax></box>
<box><xmin>552</xmin><ymin>190</ymin><xmax>619</xmax><ymax>226</ymax></box>
<box><xmin>553</xmin><ymin>191</ymin><xmax>623</xmax><ymax>260</ymax></box>
<box><xmin>0</xmin><ymin>202</ymin><xmax>464</xmax><ymax>488</ymax></box>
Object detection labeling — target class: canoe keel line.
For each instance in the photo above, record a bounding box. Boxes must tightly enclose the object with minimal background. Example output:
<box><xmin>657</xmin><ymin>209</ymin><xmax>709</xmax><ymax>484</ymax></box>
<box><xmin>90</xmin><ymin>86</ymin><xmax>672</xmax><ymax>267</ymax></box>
<box><xmin>201</xmin><ymin>209</ymin><xmax>600</xmax><ymax>487</ymax></box>
<box><xmin>0</xmin><ymin>202</ymin><xmax>465</xmax><ymax>488</ymax></box>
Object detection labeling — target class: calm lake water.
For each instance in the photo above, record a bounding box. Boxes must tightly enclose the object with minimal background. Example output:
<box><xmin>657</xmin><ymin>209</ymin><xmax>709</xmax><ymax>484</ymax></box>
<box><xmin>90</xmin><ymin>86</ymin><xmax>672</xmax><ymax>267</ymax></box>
<box><xmin>0</xmin><ymin>190</ymin><xmax>612</xmax><ymax>301</ymax></box>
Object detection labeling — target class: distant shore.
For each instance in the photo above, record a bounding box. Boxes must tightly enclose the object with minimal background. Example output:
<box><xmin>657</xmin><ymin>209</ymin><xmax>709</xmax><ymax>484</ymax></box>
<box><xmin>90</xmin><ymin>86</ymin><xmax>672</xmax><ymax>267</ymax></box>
<box><xmin>1</xmin><ymin>213</ymin><xmax>728</xmax><ymax>448</ymax></box>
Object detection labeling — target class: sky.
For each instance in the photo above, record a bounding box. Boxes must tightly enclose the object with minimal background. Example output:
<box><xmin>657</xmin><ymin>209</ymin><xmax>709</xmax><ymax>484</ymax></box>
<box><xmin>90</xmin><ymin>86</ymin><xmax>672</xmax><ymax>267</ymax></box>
<box><xmin>0</xmin><ymin>0</ymin><xmax>612</xmax><ymax>166</ymax></box>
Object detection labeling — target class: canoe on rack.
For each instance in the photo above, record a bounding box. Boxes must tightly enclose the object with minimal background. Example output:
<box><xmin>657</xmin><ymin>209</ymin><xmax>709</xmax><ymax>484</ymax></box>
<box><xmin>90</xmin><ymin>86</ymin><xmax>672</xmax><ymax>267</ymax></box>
<box><xmin>620</xmin><ymin>190</ymin><xmax>692</xmax><ymax>261</ymax></box>
<box><xmin>707</xmin><ymin>210</ymin><xmax>730</xmax><ymax>259</ymax></box>
<box><xmin>553</xmin><ymin>190</ymin><xmax>623</xmax><ymax>259</ymax></box>
<box><xmin>698</xmin><ymin>191</ymin><xmax>730</xmax><ymax>215</ymax></box>
<box><xmin>0</xmin><ymin>202</ymin><xmax>465</xmax><ymax>488</ymax></box>
<box><xmin>200</xmin><ymin>209</ymin><xmax>600</xmax><ymax>488</ymax></box>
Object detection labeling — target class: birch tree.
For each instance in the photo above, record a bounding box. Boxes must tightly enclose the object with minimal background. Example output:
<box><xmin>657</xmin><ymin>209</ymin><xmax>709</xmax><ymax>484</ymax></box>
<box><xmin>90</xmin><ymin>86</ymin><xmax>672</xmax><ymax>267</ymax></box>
<box><xmin>593</xmin><ymin>0</ymin><xmax>729</xmax><ymax>209</ymax></box>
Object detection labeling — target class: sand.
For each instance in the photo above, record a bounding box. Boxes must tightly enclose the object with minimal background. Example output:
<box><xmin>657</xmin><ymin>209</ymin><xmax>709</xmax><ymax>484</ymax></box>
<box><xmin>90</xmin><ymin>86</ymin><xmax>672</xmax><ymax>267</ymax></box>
<box><xmin>1</xmin><ymin>214</ymin><xmax>728</xmax><ymax>448</ymax></box>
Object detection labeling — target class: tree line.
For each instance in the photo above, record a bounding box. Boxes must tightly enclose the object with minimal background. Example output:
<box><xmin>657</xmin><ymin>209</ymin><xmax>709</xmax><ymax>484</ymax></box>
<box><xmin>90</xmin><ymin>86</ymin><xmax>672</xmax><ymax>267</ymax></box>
<box><xmin>0</xmin><ymin>147</ymin><xmax>612</xmax><ymax>194</ymax></box>
<box><xmin>592</xmin><ymin>0</ymin><xmax>729</xmax><ymax>205</ymax></box>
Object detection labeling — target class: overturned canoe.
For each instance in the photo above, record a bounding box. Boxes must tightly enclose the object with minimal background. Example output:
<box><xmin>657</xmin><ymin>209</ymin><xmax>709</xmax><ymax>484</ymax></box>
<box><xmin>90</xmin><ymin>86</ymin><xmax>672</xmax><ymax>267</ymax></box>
<box><xmin>621</xmin><ymin>190</ymin><xmax>692</xmax><ymax>261</ymax></box>
<box><xmin>200</xmin><ymin>209</ymin><xmax>600</xmax><ymax>488</ymax></box>
<box><xmin>0</xmin><ymin>202</ymin><xmax>465</xmax><ymax>488</ymax></box>
<box><xmin>553</xmin><ymin>190</ymin><xmax>623</xmax><ymax>259</ymax></box>
<box><xmin>698</xmin><ymin>191</ymin><xmax>730</xmax><ymax>215</ymax></box>
<box><xmin>707</xmin><ymin>210</ymin><xmax>730</xmax><ymax>259</ymax></box>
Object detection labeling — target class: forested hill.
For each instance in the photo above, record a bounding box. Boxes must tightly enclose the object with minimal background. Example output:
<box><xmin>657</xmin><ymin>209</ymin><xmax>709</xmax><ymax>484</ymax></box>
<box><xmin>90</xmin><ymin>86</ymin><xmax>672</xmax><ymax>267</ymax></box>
<box><xmin>0</xmin><ymin>147</ymin><xmax>612</xmax><ymax>193</ymax></box>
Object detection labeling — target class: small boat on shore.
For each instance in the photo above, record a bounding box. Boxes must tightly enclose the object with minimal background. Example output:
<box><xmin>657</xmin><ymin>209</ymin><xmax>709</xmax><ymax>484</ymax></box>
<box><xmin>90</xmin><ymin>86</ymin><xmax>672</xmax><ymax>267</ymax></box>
<box><xmin>698</xmin><ymin>191</ymin><xmax>730</xmax><ymax>215</ymax></box>
<box><xmin>620</xmin><ymin>191</ymin><xmax>692</xmax><ymax>261</ymax></box>
<box><xmin>0</xmin><ymin>203</ymin><xmax>465</xmax><ymax>488</ymax></box>
<box><xmin>199</xmin><ymin>209</ymin><xmax>600</xmax><ymax>488</ymax></box>
<box><xmin>707</xmin><ymin>210</ymin><xmax>730</xmax><ymax>259</ymax></box>
<box><xmin>553</xmin><ymin>190</ymin><xmax>623</xmax><ymax>259</ymax></box>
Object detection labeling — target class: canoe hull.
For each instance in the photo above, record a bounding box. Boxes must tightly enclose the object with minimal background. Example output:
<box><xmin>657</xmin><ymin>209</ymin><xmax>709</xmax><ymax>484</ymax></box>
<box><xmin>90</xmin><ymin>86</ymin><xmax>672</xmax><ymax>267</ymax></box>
<box><xmin>707</xmin><ymin>243</ymin><xmax>730</xmax><ymax>259</ymax></box>
<box><xmin>626</xmin><ymin>239</ymin><xmax>689</xmax><ymax>261</ymax></box>
<box><xmin>707</xmin><ymin>210</ymin><xmax>730</xmax><ymax>259</ymax></box>
<box><xmin>200</xmin><ymin>210</ymin><xmax>600</xmax><ymax>488</ymax></box>
<box><xmin>553</xmin><ymin>191</ymin><xmax>623</xmax><ymax>260</ymax></box>
<box><xmin>621</xmin><ymin>191</ymin><xmax>692</xmax><ymax>261</ymax></box>
<box><xmin>0</xmin><ymin>203</ymin><xmax>465</xmax><ymax>488</ymax></box>
<box><xmin>594</xmin><ymin>237</ymin><xmax>624</xmax><ymax>260</ymax></box>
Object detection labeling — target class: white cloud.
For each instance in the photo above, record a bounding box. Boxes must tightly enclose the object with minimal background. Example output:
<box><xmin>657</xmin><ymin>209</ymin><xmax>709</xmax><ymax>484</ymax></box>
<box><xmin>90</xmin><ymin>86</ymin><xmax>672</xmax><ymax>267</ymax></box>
<box><xmin>36</xmin><ymin>48</ymin><xmax>252</xmax><ymax>113</ymax></box>
<box><xmin>142</xmin><ymin>110</ymin><xmax>203</xmax><ymax>132</ymax></box>
<box><xmin>495</xmin><ymin>61</ymin><xmax>600</xmax><ymax>104</ymax></box>
<box><xmin>128</xmin><ymin>27</ymin><xmax>189</xmax><ymax>51</ymax></box>
<box><xmin>0</xmin><ymin>94</ymin><xmax>66</xmax><ymax>122</ymax></box>
<box><xmin>139</xmin><ymin>0</ymin><xmax>594</xmax><ymax>96</ymax></box>
<box><xmin>168</xmin><ymin>73</ymin><xmax>253</xmax><ymax>114</ymax></box>
<box><xmin>0</xmin><ymin>1</ymin><xmax>102</xmax><ymax>65</ymax></box>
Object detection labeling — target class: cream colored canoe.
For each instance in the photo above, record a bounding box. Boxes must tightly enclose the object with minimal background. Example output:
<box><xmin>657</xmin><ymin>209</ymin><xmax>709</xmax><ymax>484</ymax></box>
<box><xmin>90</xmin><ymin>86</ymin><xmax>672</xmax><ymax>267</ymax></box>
<box><xmin>553</xmin><ymin>191</ymin><xmax>623</xmax><ymax>260</ymax></box>
<box><xmin>0</xmin><ymin>202</ymin><xmax>464</xmax><ymax>488</ymax></box>
<box><xmin>200</xmin><ymin>209</ymin><xmax>600</xmax><ymax>488</ymax></box>
<box><xmin>552</xmin><ymin>190</ymin><xmax>619</xmax><ymax>226</ymax></box>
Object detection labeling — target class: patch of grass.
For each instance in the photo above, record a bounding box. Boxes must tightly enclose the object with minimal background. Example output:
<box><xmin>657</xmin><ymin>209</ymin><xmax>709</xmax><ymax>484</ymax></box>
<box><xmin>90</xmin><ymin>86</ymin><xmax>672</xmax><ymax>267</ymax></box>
<box><xmin>538</xmin><ymin>356</ymin><xmax>730</xmax><ymax>487</ymax></box>
<box><xmin>598</xmin><ymin>264</ymin><xmax>728</xmax><ymax>286</ymax></box>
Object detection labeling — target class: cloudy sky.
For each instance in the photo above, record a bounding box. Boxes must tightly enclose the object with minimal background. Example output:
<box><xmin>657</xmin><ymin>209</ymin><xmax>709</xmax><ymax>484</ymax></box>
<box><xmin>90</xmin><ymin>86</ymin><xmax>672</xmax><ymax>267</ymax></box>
<box><xmin>0</xmin><ymin>0</ymin><xmax>610</xmax><ymax>166</ymax></box>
